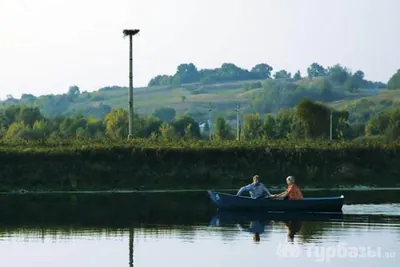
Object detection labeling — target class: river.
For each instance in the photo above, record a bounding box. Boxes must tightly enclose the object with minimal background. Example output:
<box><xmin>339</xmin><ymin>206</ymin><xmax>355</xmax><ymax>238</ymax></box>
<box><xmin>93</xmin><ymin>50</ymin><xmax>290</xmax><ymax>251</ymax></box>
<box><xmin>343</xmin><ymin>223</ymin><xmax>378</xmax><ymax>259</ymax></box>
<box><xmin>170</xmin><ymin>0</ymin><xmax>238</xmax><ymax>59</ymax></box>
<box><xmin>0</xmin><ymin>190</ymin><xmax>399</xmax><ymax>266</ymax></box>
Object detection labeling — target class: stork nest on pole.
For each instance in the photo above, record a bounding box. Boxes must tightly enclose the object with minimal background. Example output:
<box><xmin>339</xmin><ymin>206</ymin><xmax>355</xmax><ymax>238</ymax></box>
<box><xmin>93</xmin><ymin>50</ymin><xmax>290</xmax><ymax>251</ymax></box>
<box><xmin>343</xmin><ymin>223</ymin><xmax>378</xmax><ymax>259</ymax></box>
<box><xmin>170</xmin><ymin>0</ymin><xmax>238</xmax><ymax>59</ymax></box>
<box><xmin>123</xmin><ymin>29</ymin><xmax>140</xmax><ymax>37</ymax></box>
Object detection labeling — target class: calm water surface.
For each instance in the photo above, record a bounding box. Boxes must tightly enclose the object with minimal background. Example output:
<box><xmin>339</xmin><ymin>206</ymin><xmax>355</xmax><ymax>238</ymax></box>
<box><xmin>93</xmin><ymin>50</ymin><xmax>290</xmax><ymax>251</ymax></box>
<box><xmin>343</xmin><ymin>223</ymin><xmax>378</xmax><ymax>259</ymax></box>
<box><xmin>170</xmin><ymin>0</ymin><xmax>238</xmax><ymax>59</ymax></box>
<box><xmin>0</xmin><ymin>190</ymin><xmax>399</xmax><ymax>267</ymax></box>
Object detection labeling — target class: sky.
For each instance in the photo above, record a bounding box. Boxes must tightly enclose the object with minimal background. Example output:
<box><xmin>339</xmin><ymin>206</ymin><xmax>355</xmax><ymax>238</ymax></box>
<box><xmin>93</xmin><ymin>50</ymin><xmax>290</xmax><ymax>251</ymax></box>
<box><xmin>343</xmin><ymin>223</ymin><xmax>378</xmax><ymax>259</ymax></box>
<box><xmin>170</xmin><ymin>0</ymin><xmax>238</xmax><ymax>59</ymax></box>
<box><xmin>0</xmin><ymin>0</ymin><xmax>399</xmax><ymax>99</ymax></box>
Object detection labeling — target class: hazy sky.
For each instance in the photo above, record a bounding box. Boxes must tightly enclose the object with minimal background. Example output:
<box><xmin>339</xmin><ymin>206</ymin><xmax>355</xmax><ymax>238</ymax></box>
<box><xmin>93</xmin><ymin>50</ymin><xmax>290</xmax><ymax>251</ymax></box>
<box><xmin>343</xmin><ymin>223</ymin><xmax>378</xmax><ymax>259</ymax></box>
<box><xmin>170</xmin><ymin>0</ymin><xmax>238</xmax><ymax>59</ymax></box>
<box><xmin>1</xmin><ymin>0</ymin><xmax>399</xmax><ymax>99</ymax></box>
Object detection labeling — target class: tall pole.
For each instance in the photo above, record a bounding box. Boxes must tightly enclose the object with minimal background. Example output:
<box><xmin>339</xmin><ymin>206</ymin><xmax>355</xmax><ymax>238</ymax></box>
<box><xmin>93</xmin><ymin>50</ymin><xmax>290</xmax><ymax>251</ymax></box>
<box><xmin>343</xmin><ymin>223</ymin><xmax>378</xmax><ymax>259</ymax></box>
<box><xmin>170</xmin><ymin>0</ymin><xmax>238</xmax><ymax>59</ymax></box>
<box><xmin>329</xmin><ymin>110</ymin><xmax>333</xmax><ymax>141</ymax></box>
<box><xmin>208</xmin><ymin>102</ymin><xmax>212</xmax><ymax>141</ymax></box>
<box><xmin>128</xmin><ymin>34</ymin><xmax>134</xmax><ymax>139</ymax></box>
<box><xmin>236</xmin><ymin>103</ymin><xmax>241</xmax><ymax>141</ymax></box>
<box><xmin>123</xmin><ymin>29</ymin><xmax>140</xmax><ymax>140</ymax></box>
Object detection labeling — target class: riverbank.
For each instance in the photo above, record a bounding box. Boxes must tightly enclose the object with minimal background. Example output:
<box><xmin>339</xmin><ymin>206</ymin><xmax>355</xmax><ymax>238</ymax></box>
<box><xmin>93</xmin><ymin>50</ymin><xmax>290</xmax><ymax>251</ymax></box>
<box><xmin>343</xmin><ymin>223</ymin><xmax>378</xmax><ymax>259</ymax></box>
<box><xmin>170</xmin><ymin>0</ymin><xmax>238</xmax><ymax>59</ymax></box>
<box><xmin>1</xmin><ymin>139</ymin><xmax>399</xmax><ymax>192</ymax></box>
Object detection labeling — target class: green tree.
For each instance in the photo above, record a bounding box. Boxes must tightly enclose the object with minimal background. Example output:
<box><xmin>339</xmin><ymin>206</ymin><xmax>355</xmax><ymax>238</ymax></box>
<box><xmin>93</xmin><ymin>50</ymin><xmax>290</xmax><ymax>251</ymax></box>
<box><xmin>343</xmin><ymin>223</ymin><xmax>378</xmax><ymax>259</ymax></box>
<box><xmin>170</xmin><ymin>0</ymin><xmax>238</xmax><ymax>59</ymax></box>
<box><xmin>344</xmin><ymin>76</ymin><xmax>359</xmax><ymax>92</ymax></box>
<box><xmin>159</xmin><ymin>123</ymin><xmax>177</xmax><ymax>140</ymax></box>
<box><xmin>345</xmin><ymin>70</ymin><xmax>365</xmax><ymax>92</ymax></box>
<box><xmin>20</xmin><ymin>94</ymin><xmax>37</xmax><ymax>104</ymax></box>
<box><xmin>104</xmin><ymin>108</ymin><xmax>129</xmax><ymax>139</ymax></box>
<box><xmin>293</xmin><ymin>71</ymin><xmax>302</xmax><ymax>81</ymax></box>
<box><xmin>148</xmin><ymin>75</ymin><xmax>173</xmax><ymax>86</ymax></box>
<box><xmin>173</xmin><ymin>63</ymin><xmax>200</xmax><ymax>84</ymax></box>
<box><xmin>138</xmin><ymin>116</ymin><xmax>163</xmax><ymax>137</ymax></box>
<box><xmin>387</xmin><ymin>69</ymin><xmax>400</xmax><ymax>90</ymax></box>
<box><xmin>296</xmin><ymin>99</ymin><xmax>349</xmax><ymax>139</ymax></box>
<box><xmin>317</xmin><ymin>78</ymin><xmax>333</xmax><ymax>99</ymax></box>
<box><xmin>4</xmin><ymin>121</ymin><xmax>32</xmax><ymax>140</ymax></box>
<box><xmin>296</xmin><ymin>98</ymin><xmax>331</xmax><ymax>138</ymax></box>
<box><xmin>68</xmin><ymin>85</ymin><xmax>80</xmax><ymax>96</ymax></box>
<box><xmin>87</xmin><ymin>121</ymin><xmax>105</xmax><ymax>138</ymax></box>
<box><xmin>250</xmin><ymin>63</ymin><xmax>273</xmax><ymax>79</ymax></box>
<box><xmin>243</xmin><ymin>113</ymin><xmax>263</xmax><ymax>140</ymax></box>
<box><xmin>327</xmin><ymin>64</ymin><xmax>350</xmax><ymax>85</ymax></box>
<box><xmin>365</xmin><ymin>108</ymin><xmax>400</xmax><ymax>140</ymax></box>
<box><xmin>215</xmin><ymin>117</ymin><xmax>233</xmax><ymax>140</ymax></box>
<box><xmin>152</xmin><ymin>107</ymin><xmax>176</xmax><ymax>123</ymax></box>
<box><xmin>273</xmin><ymin>70</ymin><xmax>291</xmax><ymax>80</ymax></box>
<box><xmin>32</xmin><ymin>120</ymin><xmax>51</xmax><ymax>139</ymax></box>
<box><xmin>2</xmin><ymin>105</ymin><xmax>43</xmax><ymax>127</ymax></box>
<box><xmin>59</xmin><ymin>114</ymin><xmax>89</xmax><ymax>138</ymax></box>
<box><xmin>170</xmin><ymin>115</ymin><xmax>200</xmax><ymax>139</ymax></box>
<box><xmin>262</xmin><ymin>114</ymin><xmax>276</xmax><ymax>139</ymax></box>
<box><xmin>307</xmin><ymin>63</ymin><xmax>327</xmax><ymax>78</ymax></box>
<box><xmin>274</xmin><ymin>109</ymin><xmax>295</xmax><ymax>138</ymax></box>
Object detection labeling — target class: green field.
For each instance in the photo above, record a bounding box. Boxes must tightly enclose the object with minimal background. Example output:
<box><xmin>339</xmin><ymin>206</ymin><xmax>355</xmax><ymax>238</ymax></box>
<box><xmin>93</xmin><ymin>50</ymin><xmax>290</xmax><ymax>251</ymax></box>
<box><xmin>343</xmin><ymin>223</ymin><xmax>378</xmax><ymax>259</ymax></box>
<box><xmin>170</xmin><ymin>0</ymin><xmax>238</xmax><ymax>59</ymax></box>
<box><xmin>329</xmin><ymin>89</ymin><xmax>400</xmax><ymax>109</ymax></box>
<box><xmin>86</xmin><ymin>81</ymin><xmax>260</xmax><ymax>114</ymax></box>
<box><xmin>67</xmin><ymin>79</ymin><xmax>383</xmax><ymax>117</ymax></box>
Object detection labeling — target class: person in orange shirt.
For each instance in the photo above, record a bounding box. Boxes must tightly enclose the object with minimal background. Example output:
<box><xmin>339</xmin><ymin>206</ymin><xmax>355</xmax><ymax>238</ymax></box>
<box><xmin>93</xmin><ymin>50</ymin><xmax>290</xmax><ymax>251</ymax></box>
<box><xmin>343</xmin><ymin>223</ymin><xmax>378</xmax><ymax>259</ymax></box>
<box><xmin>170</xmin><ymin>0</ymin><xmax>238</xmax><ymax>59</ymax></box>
<box><xmin>270</xmin><ymin>176</ymin><xmax>303</xmax><ymax>200</ymax></box>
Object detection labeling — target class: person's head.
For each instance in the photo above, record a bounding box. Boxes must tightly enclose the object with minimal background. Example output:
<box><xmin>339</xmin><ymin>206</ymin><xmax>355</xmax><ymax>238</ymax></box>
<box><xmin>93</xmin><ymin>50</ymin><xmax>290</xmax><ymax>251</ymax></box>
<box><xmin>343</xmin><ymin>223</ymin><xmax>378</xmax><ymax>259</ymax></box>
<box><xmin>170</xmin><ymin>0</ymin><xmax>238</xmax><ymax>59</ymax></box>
<box><xmin>253</xmin><ymin>175</ymin><xmax>260</xmax><ymax>184</ymax></box>
<box><xmin>286</xmin><ymin>176</ymin><xmax>295</xmax><ymax>185</ymax></box>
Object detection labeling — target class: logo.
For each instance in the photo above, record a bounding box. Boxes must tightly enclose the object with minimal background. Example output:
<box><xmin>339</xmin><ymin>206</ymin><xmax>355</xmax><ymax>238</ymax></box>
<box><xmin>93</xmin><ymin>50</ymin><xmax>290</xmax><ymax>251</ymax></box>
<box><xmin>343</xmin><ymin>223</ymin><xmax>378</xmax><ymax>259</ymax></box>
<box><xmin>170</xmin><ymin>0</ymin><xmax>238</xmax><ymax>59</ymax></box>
<box><xmin>275</xmin><ymin>242</ymin><xmax>396</xmax><ymax>262</ymax></box>
<box><xmin>276</xmin><ymin>242</ymin><xmax>301</xmax><ymax>258</ymax></box>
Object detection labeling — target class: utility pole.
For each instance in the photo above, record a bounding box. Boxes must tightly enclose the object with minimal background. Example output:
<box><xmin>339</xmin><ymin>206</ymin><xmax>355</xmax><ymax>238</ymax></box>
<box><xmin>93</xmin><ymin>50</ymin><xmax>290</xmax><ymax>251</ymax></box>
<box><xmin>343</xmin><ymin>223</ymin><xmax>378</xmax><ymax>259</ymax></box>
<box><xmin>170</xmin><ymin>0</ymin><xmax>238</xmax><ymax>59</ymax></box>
<box><xmin>236</xmin><ymin>103</ymin><xmax>241</xmax><ymax>141</ymax></box>
<box><xmin>208</xmin><ymin>102</ymin><xmax>212</xmax><ymax>141</ymax></box>
<box><xmin>123</xmin><ymin>29</ymin><xmax>140</xmax><ymax>139</ymax></box>
<box><xmin>329</xmin><ymin>110</ymin><xmax>333</xmax><ymax>141</ymax></box>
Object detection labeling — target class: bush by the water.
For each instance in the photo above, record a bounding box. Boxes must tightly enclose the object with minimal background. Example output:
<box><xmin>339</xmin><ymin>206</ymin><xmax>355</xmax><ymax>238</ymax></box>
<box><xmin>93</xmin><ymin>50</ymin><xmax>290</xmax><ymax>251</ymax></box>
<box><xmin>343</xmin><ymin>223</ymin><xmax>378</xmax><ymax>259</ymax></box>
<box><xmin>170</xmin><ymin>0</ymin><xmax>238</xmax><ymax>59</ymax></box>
<box><xmin>0</xmin><ymin>139</ymin><xmax>399</xmax><ymax>192</ymax></box>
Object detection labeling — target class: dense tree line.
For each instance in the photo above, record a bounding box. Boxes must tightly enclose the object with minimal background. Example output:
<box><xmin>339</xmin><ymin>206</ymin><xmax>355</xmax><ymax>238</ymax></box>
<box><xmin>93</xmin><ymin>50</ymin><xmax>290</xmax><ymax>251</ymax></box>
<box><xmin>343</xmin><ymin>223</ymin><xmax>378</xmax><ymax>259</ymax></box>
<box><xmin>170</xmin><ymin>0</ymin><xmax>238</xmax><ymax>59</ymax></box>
<box><xmin>2</xmin><ymin>85</ymin><xmax>113</xmax><ymax>120</ymax></box>
<box><xmin>148</xmin><ymin>63</ymin><xmax>274</xmax><ymax>86</ymax></box>
<box><xmin>245</xmin><ymin>63</ymin><xmax>390</xmax><ymax>115</ymax></box>
<box><xmin>2</xmin><ymin>97</ymin><xmax>399</xmax><ymax>142</ymax></box>
<box><xmin>148</xmin><ymin>62</ymin><xmax>386</xmax><ymax>89</ymax></box>
<box><xmin>0</xmin><ymin>65</ymin><xmax>398</xmax><ymax>143</ymax></box>
<box><xmin>0</xmin><ymin>105</ymin><xmax>203</xmax><ymax>141</ymax></box>
<box><xmin>249</xmin><ymin>78</ymin><xmax>341</xmax><ymax>114</ymax></box>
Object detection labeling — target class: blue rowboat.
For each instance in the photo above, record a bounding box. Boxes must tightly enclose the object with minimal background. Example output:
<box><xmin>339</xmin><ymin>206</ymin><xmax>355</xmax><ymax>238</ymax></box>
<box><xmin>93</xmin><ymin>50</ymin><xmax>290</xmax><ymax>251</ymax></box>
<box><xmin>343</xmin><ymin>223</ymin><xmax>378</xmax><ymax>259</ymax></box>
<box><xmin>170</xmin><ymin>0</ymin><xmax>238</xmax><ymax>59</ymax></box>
<box><xmin>207</xmin><ymin>191</ymin><xmax>344</xmax><ymax>212</ymax></box>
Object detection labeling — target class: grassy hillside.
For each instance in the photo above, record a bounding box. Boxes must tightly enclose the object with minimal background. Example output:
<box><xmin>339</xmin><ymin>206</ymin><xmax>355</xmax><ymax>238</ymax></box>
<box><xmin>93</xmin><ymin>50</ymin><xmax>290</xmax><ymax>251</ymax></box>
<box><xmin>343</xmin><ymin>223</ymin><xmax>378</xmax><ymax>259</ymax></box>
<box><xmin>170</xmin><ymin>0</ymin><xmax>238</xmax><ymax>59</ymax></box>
<box><xmin>0</xmin><ymin>79</ymin><xmax>267</xmax><ymax>123</ymax></box>
<box><xmin>89</xmin><ymin>80</ymin><xmax>262</xmax><ymax>113</ymax></box>
<box><xmin>326</xmin><ymin>89</ymin><xmax>400</xmax><ymax>124</ymax></box>
<box><xmin>329</xmin><ymin>89</ymin><xmax>400</xmax><ymax>109</ymax></box>
<box><xmin>0</xmin><ymin>78</ymin><xmax>389</xmax><ymax>125</ymax></box>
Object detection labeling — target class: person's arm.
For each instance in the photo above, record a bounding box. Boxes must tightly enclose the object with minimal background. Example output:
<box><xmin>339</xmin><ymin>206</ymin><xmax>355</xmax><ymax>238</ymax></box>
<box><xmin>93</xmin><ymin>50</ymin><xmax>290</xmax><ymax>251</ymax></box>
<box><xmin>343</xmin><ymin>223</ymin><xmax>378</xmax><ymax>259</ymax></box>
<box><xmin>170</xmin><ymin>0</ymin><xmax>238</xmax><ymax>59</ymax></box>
<box><xmin>271</xmin><ymin>190</ymin><xmax>288</xmax><ymax>198</ymax></box>
<box><xmin>276</xmin><ymin>191</ymin><xmax>288</xmax><ymax>198</ymax></box>
<box><xmin>261</xmin><ymin>184</ymin><xmax>271</xmax><ymax>196</ymax></box>
<box><xmin>277</xmin><ymin>186</ymin><xmax>293</xmax><ymax>198</ymax></box>
<box><xmin>237</xmin><ymin>184</ymin><xmax>251</xmax><ymax>196</ymax></box>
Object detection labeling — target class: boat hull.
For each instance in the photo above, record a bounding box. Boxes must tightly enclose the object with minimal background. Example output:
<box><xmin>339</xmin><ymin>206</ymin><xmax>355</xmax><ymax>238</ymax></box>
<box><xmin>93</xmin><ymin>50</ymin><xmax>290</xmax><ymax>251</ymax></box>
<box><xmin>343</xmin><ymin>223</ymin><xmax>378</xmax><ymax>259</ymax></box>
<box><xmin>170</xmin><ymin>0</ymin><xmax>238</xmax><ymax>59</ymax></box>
<box><xmin>207</xmin><ymin>191</ymin><xmax>344</xmax><ymax>212</ymax></box>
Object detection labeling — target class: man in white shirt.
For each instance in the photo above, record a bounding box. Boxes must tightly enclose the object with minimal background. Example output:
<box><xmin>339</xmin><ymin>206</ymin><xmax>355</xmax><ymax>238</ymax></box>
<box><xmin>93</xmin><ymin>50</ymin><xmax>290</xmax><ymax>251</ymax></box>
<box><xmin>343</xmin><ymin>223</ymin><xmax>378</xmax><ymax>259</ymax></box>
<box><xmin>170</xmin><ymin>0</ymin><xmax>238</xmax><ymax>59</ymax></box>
<box><xmin>236</xmin><ymin>175</ymin><xmax>271</xmax><ymax>199</ymax></box>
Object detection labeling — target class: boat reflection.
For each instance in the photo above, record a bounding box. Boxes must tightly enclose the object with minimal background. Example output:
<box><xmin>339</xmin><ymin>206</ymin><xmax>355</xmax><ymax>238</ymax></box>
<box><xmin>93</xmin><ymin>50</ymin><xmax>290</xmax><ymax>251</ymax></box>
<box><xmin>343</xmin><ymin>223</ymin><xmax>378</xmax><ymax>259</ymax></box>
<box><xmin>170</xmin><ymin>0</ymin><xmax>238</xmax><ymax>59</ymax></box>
<box><xmin>284</xmin><ymin>220</ymin><xmax>302</xmax><ymax>242</ymax></box>
<box><xmin>236</xmin><ymin>219</ymin><xmax>269</xmax><ymax>242</ymax></box>
<box><xmin>210</xmin><ymin>210</ymin><xmax>343</xmax><ymax>242</ymax></box>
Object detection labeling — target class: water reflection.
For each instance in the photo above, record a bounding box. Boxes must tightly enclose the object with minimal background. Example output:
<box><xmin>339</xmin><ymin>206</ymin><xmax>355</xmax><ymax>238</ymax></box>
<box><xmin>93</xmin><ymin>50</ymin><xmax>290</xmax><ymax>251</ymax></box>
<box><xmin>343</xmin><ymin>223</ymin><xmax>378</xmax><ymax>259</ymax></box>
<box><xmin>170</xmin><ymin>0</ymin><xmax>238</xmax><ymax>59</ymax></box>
<box><xmin>284</xmin><ymin>220</ymin><xmax>302</xmax><ymax>242</ymax></box>
<box><xmin>0</xmin><ymin>191</ymin><xmax>399</xmax><ymax>267</ymax></box>
<box><xmin>129</xmin><ymin>228</ymin><xmax>134</xmax><ymax>267</ymax></box>
<box><xmin>236</xmin><ymin>220</ymin><xmax>267</xmax><ymax>242</ymax></box>
<box><xmin>210</xmin><ymin>210</ymin><xmax>344</xmax><ymax>243</ymax></box>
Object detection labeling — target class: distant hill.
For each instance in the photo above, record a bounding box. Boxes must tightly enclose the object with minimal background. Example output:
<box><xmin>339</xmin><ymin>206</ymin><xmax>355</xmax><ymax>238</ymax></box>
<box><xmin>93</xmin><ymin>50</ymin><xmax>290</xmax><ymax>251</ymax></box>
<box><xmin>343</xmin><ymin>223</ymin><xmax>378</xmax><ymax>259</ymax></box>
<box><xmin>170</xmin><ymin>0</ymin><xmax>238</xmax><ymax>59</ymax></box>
<box><xmin>0</xmin><ymin>62</ymin><xmax>392</xmax><ymax>125</ymax></box>
<box><xmin>0</xmin><ymin>79</ymin><xmax>383</xmax><ymax>123</ymax></box>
